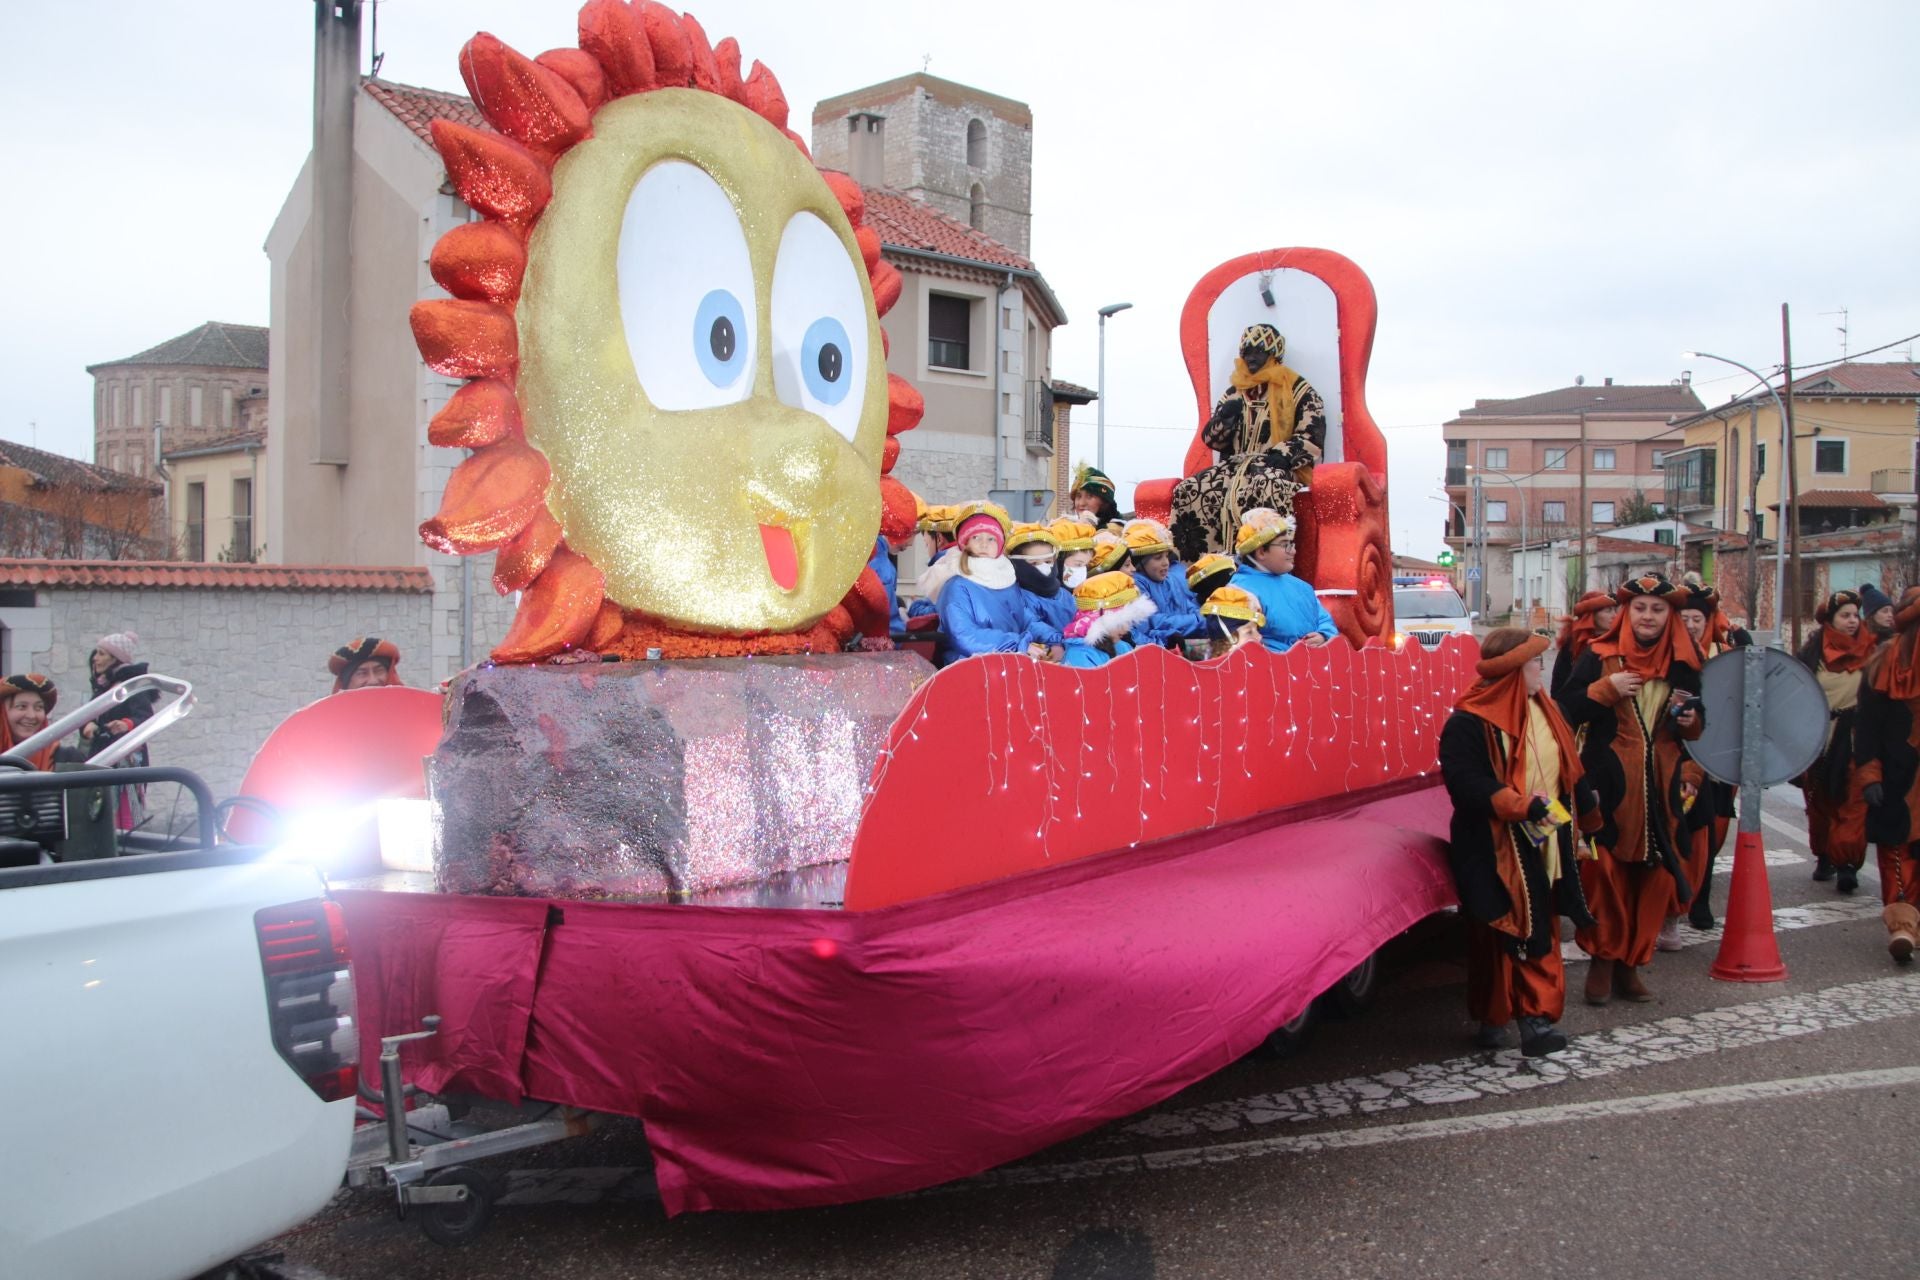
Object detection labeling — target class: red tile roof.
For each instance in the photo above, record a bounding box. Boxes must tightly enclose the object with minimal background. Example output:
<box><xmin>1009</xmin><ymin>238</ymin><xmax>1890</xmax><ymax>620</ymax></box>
<box><xmin>860</xmin><ymin>187</ymin><xmax>1033</xmax><ymax>270</ymax></box>
<box><xmin>0</xmin><ymin>440</ymin><xmax>161</xmax><ymax>494</ymax></box>
<box><xmin>1766</xmin><ymin>489</ymin><xmax>1888</xmax><ymax>510</ymax></box>
<box><xmin>362</xmin><ymin>77</ymin><xmax>486</xmax><ymax>147</ymax></box>
<box><xmin>0</xmin><ymin>560</ymin><xmax>433</xmax><ymax>592</ymax></box>
<box><xmin>1791</xmin><ymin>362</ymin><xmax>1920</xmax><ymax>397</ymax></box>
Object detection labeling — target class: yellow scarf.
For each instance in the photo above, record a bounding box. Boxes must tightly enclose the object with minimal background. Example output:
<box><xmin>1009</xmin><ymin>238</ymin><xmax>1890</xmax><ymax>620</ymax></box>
<box><xmin>1227</xmin><ymin>358</ymin><xmax>1304</xmax><ymax>452</ymax></box>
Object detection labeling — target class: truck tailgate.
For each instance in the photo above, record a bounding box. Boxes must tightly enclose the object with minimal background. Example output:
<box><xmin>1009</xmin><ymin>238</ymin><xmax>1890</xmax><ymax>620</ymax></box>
<box><xmin>0</xmin><ymin>856</ymin><xmax>355</xmax><ymax>1280</ymax></box>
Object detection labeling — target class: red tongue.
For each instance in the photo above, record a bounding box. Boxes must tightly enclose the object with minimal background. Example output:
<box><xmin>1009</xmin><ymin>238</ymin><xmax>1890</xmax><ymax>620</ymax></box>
<box><xmin>759</xmin><ymin>524</ymin><xmax>798</xmax><ymax>591</ymax></box>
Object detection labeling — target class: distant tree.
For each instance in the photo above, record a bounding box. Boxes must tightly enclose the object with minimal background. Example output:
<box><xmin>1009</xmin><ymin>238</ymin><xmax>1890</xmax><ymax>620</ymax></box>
<box><xmin>1616</xmin><ymin>489</ymin><xmax>1663</xmax><ymax>527</ymax></box>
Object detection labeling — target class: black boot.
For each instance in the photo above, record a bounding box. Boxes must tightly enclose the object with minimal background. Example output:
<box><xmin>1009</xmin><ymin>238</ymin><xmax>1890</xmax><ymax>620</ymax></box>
<box><xmin>1473</xmin><ymin>1022</ymin><xmax>1511</xmax><ymax>1049</ymax></box>
<box><xmin>1836</xmin><ymin>865</ymin><xmax>1859</xmax><ymax>894</ymax></box>
<box><xmin>1812</xmin><ymin>855</ymin><xmax>1836</xmax><ymax>882</ymax></box>
<box><xmin>1518</xmin><ymin>1016</ymin><xmax>1569</xmax><ymax>1057</ymax></box>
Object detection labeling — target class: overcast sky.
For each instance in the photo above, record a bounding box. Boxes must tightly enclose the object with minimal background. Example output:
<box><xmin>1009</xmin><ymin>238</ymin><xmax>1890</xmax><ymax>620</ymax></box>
<box><xmin>3</xmin><ymin>0</ymin><xmax>1914</xmax><ymax>557</ymax></box>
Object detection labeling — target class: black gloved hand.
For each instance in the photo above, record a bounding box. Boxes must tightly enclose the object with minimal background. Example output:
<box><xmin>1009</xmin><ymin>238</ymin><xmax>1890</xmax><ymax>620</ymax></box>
<box><xmin>1865</xmin><ymin>782</ymin><xmax>1885</xmax><ymax>808</ymax></box>
<box><xmin>1525</xmin><ymin>796</ymin><xmax>1550</xmax><ymax>824</ymax></box>
<box><xmin>1575</xmin><ymin>779</ymin><xmax>1599</xmax><ymax>814</ymax></box>
<box><xmin>1210</xmin><ymin>398</ymin><xmax>1243</xmax><ymax>428</ymax></box>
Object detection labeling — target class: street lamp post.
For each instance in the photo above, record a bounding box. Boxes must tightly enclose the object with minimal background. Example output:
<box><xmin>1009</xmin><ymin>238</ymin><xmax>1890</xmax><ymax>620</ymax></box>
<box><xmin>1477</xmin><ymin>466</ymin><xmax>1533</xmax><ymax>626</ymax></box>
<box><xmin>1684</xmin><ymin>350</ymin><xmax>1791</xmax><ymax>635</ymax></box>
<box><xmin>1095</xmin><ymin>302</ymin><xmax>1133</xmax><ymax>473</ymax></box>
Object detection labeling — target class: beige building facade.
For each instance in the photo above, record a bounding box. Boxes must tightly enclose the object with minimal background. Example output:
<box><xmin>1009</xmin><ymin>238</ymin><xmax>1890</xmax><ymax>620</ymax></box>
<box><xmin>1443</xmin><ymin>377</ymin><xmax>1705</xmax><ymax>613</ymax></box>
<box><xmin>162</xmin><ymin>431</ymin><xmax>264</xmax><ymax>562</ymax></box>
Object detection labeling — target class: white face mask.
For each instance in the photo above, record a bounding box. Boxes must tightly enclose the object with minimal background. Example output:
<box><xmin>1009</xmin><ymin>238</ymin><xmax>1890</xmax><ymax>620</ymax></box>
<box><xmin>1063</xmin><ymin>566</ymin><xmax>1088</xmax><ymax>588</ymax></box>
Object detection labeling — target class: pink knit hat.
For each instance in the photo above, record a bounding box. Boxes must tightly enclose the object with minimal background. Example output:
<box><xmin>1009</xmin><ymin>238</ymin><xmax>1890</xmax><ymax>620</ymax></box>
<box><xmin>95</xmin><ymin>631</ymin><xmax>139</xmax><ymax>666</ymax></box>
<box><xmin>954</xmin><ymin>513</ymin><xmax>1006</xmax><ymax>555</ymax></box>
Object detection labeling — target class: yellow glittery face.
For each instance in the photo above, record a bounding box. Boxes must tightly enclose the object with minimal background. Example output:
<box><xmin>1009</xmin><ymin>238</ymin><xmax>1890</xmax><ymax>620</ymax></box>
<box><xmin>516</xmin><ymin>89</ymin><xmax>886</xmax><ymax>634</ymax></box>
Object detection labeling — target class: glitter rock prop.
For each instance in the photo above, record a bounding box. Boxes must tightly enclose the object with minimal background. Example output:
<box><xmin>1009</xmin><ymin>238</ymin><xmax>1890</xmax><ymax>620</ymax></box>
<box><xmin>429</xmin><ymin>652</ymin><xmax>933</xmax><ymax>899</ymax></box>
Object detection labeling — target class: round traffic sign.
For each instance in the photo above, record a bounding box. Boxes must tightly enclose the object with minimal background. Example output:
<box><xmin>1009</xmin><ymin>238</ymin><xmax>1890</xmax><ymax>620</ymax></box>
<box><xmin>1684</xmin><ymin>646</ymin><xmax>1829</xmax><ymax>787</ymax></box>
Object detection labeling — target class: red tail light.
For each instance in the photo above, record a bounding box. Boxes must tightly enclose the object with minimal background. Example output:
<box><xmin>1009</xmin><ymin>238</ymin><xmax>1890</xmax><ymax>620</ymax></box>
<box><xmin>255</xmin><ymin>899</ymin><xmax>358</xmax><ymax>1101</ymax></box>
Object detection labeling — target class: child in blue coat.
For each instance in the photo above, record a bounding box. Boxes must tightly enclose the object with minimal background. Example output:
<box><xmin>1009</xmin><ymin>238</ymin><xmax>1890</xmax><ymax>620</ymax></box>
<box><xmin>1123</xmin><ymin>518</ymin><xmax>1206</xmax><ymax>648</ymax></box>
<box><xmin>1227</xmin><ymin>508</ymin><xmax>1338</xmax><ymax>653</ymax></box>
<box><xmin>937</xmin><ymin>503</ymin><xmax>1063</xmax><ymax>665</ymax></box>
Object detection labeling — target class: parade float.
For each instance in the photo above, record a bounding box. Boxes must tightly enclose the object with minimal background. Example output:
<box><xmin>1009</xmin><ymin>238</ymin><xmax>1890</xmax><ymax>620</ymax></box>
<box><xmin>235</xmin><ymin>1</ymin><xmax>1478</xmax><ymax>1234</ymax></box>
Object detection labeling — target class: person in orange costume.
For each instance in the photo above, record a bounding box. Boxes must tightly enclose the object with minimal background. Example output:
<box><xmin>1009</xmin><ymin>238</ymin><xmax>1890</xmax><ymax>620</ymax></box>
<box><xmin>1440</xmin><ymin>628</ymin><xmax>1600</xmax><ymax>1056</ymax></box>
<box><xmin>1793</xmin><ymin>590</ymin><xmax>1875</xmax><ymax>892</ymax></box>
<box><xmin>0</xmin><ymin>673</ymin><xmax>60</xmax><ymax>770</ymax></box>
<box><xmin>1554</xmin><ymin>575</ymin><xmax>1705</xmax><ymax>1005</ymax></box>
<box><xmin>1844</xmin><ymin>585</ymin><xmax>1920</xmax><ymax>963</ymax></box>
<box><xmin>1549</xmin><ymin>590</ymin><xmax>1618</xmax><ymax>699</ymax></box>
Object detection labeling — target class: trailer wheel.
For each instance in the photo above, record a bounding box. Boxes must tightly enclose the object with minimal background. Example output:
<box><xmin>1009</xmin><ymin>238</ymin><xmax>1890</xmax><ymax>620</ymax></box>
<box><xmin>1253</xmin><ymin>1003</ymin><xmax>1316</xmax><ymax>1059</ymax></box>
<box><xmin>1322</xmin><ymin>951</ymin><xmax>1380</xmax><ymax>1019</ymax></box>
<box><xmin>416</xmin><ymin>1167</ymin><xmax>497</xmax><ymax>1247</ymax></box>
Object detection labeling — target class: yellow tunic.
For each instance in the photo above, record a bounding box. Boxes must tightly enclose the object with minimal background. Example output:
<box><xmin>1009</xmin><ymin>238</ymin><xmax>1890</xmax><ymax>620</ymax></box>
<box><xmin>1523</xmin><ymin>700</ymin><xmax>1565</xmax><ymax>883</ymax></box>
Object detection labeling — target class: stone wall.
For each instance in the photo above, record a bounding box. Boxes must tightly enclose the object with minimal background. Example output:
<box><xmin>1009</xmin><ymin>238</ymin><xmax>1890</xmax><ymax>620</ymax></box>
<box><xmin>0</xmin><ymin>578</ymin><xmax>435</xmax><ymax>810</ymax></box>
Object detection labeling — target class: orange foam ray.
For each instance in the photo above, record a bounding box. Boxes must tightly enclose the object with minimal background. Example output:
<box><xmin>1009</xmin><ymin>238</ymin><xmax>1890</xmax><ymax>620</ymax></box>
<box><xmin>822</xmin><ymin>171</ymin><xmax>865</xmax><ymax>226</ymax></box>
<box><xmin>854</xmin><ymin>224</ymin><xmax>882</xmax><ymax>271</ymax></box>
<box><xmin>430</xmin><ymin>120</ymin><xmax>551</xmax><ymax>230</ymax></box>
<box><xmin>586</xmin><ymin>599</ymin><xmax>627</xmax><ymax>651</ymax></box>
<box><xmin>638</xmin><ymin>2</ymin><xmax>694</xmax><ymax>87</ymax></box>
<box><xmin>577</xmin><ymin>0</ymin><xmax>656</xmax><ymax>95</ymax></box>
<box><xmin>411</xmin><ymin>299</ymin><xmax>518</xmax><ymax>380</ymax></box>
<box><xmin>711</xmin><ymin>35</ymin><xmax>746</xmax><ymax>102</ymax></box>
<box><xmin>492</xmin><ymin>548</ymin><xmax>605</xmax><ymax>664</ymax></box>
<box><xmin>419</xmin><ymin>441</ymin><xmax>550</xmax><ymax>555</ymax></box>
<box><xmin>679</xmin><ymin>13</ymin><xmax>721</xmax><ymax>92</ymax></box>
<box><xmin>871</xmin><ymin>261</ymin><xmax>903</xmax><ymax>316</ymax></box>
<box><xmin>886</xmin><ymin>373</ymin><xmax>924</xmax><ymax>436</ymax></box>
<box><xmin>844</xmin><ymin>565</ymin><xmax>893</xmax><ymax>641</ymax></box>
<box><xmin>429</xmin><ymin>221</ymin><xmax>527</xmax><ymax>307</ymax></box>
<box><xmin>428</xmin><ymin>378</ymin><xmax>523</xmax><ymax>449</ymax></box>
<box><xmin>743</xmin><ymin>60</ymin><xmax>788</xmax><ymax>131</ymax></box>
<box><xmin>492</xmin><ymin>508</ymin><xmax>564</xmax><ymax>594</ymax></box>
<box><xmin>537</xmin><ymin>47</ymin><xmax>608</xmax><ymax>110</ymax></box>
<box><xmin>881</xmin><ymin>437</ymin><xmax>900</xmax><ymax>473</ymax></box>
<box><xmin>879</xmin><ymin>476</ymin><xmax>917</xmax><ymax>543</ymax></box>
<box><xmin>460</xmin><ymin>33</ymin><xmax>591</xmax><ymax>158</ymax></box>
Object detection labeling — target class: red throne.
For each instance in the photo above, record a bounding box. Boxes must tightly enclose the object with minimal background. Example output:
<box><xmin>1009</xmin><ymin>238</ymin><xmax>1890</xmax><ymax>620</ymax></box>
<box><xmin>1133</xmin><ymin>248</ymin><xmax>1394</xmax><ymax>645</ymax></box>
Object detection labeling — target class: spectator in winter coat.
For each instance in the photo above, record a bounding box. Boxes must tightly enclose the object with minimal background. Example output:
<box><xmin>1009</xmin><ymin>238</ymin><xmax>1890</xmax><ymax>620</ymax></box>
<box><xmin>1227</xmin><ymin>509</ymin><xmax>1336</xmax><ymax>653</ymax></box>
<box><xmin>83</xmin><ymin>631</ymin><xmax>156</xmax><ymax>831</ymax></box>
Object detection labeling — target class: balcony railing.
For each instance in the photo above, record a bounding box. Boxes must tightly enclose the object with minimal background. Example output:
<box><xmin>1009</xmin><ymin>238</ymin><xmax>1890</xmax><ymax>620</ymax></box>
<box><xmin>228</xmin><ymin>517</ymin><xmax>255</xmax><ymax>563</ymax></box>
<box><xmin>1871</xmin><ymin>468</ymin><xmax>1915</xmax><ymax>496</ymax></box>
<box><xmin>1024</xmin><ymin>379</ymin><xmax>1053</xmax><ymax>453</ymax></box>
<box><xmin>1444</xmin><ymin>465</ymin><xmax>1467</xmax><ymax>486</ymax></box>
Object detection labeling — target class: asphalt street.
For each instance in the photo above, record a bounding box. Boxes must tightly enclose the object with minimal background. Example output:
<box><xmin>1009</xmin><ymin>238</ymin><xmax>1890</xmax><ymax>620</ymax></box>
<box><xmin>270</xmin><ymin>784</ymin><xmax>1920</xmax><ymax>1280</ymax></box>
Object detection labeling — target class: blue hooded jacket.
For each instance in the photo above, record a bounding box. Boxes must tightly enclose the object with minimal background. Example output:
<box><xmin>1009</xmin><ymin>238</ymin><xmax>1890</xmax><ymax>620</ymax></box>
<box><xmin>1230</xmin><ymin>563</ymin><xmax>1338</xmax><ymax>653</ymax></box>
<box><xmin>937</xmin><ymin>572</ymin><xmax>1062</xmax><ymax>664</ymax></box>
<box><xmin>1131</xmin><ymin>570</ymin><xmax>1206</xmax><ymax>646</ymax></box>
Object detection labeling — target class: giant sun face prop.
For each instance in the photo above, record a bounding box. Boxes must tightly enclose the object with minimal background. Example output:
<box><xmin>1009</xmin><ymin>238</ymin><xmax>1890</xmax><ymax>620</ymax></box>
<box><xmin>412</xmin><ymin>4</ymin><xmax>921</xmax><ymax>663</ymax></box>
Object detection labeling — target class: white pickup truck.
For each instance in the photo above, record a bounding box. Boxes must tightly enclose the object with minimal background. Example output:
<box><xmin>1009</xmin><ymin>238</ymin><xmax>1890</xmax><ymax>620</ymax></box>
<box><xmin>0</xmin><ymin>678</ymin><xmax>357</xmax><ymax>1280</ymax></box>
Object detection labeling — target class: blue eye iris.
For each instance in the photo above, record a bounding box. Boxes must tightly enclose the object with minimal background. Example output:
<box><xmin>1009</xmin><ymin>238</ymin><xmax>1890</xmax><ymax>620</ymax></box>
<box><xmin>801</xmin><ymin>316</ymin><xmax>852</xmax><ymax>406</ymax></box>
<box><xmin>694</xmin><ymin>288</ymin><xmax>746</xmax><ymax>387</ymax></box>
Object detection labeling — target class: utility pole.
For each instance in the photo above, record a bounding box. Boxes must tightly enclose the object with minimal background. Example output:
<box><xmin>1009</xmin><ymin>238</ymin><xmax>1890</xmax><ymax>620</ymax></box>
<box><xmin>1745</xmin><ymin>402</ymin><xmax>1762</xmax><ymax>626</ymax></box>
<box><xmin>1576</xmin><ymin>408</ymin><xmax>1589</xmax><ymax>592</ymax></box>
<box><xmin>1783</xmin><ymin>303</ymin><xmax>1802</xmax><ymax>650</ymax></box>
<box><xmin>1471</xmin><ymin>473</ymin><xmax>1485</xmax><ymax>616</ymax></box>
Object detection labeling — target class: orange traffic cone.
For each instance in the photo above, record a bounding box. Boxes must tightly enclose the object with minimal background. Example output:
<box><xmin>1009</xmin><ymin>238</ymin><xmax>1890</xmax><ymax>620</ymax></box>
<box><xmin>1710</xmin><ymin>830</ymin><xmax>1787</xmax><ymax>982</ymax></box>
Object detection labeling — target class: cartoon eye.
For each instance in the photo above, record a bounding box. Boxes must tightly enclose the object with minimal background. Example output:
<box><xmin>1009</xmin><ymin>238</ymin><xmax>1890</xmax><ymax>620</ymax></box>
<box><xmin>617</xmin><ymin>161</ymin><xmax>755</xmax><ymax>409</ymax></box>
<box><xmin>770</xmin><ymin>211</ymin><xmax>868</xmax><ymax>441</ymax></box>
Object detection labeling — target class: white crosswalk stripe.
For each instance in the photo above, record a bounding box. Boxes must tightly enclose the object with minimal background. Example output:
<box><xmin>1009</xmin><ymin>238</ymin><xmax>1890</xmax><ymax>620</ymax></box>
<box><xmin>1110</xmin><ymin>973</ymin><xmax>1920</xmax><ymax>1142</ymax></box>
<box><xmin>953</xmin><ymin>1066</ymin><xmax>1920</xmax><ymax>1191</ymax></box>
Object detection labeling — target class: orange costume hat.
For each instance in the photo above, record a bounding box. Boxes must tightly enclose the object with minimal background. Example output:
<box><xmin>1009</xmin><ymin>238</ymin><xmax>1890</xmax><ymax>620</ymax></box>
<box><xmin>0</xmin><ymin>673</ymin><xmax>59</xmax><ymax>770</ymax></box>
<box><xmin>330</xmin><ymin>637</ymin><xmax>403</xmax><ymax>693</ymax></box>
<box><xmin>1591</xmin><ymin>574</ymin><xmax>1703</xmax><ymax>677</ymax></box>
<box><xmin>1873</xmin><ymin>586</ymin><xmax>1920</xmax><ymax>699</ymax></box>
<box><xmin>1453</xmin><ymin>634</ymin><xmax>1583</xmax><ymax>801</ymax></box>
